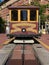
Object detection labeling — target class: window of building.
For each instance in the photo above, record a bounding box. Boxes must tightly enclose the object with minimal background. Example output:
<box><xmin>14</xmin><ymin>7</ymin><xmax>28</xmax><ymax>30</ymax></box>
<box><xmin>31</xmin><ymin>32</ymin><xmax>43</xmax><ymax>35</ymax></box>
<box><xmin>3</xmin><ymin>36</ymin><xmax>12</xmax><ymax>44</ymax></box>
<box><xmin>11</xmin><ymin>10</ymin><xmax>18</xmax><ymax>21</ymax></box>
<box><xmin>30</xmin><ymin>10</ymin><xmax>36</xmax><ymax>21</ymax></box>
<box><xmin>21</xmin><ymin>10</ymin><xmax>27</xmax><ymax>21</ymax></box>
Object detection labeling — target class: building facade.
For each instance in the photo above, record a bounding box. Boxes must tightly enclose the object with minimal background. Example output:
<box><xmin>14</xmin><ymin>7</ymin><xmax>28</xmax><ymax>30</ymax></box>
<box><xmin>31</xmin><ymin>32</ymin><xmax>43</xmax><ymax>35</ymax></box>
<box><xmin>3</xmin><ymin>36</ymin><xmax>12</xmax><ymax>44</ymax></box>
<box><xmin>39</xmin><ymin>0</ymin><xmax>49</xmax><ymax>5</ymax></box>
<box><xmin>0</xmin><ymin>0</ymin><xmax>30</xmax><ymax>21</ymax></box>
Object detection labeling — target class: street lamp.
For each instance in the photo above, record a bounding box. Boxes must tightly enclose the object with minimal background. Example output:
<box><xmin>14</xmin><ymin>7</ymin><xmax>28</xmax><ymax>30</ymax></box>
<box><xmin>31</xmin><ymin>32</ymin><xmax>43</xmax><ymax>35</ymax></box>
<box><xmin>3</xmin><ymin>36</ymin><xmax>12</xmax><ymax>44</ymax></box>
<box><xmin>39</xmin><ymin>15</ymin><xmax>41</xmax><ymax>33</ymax></box>
<box><xmin>6</xmin><ymin>14</ymin><xmax>10</xmax><ymax>35</ymax></box>
<box><xmin>45</xmin><ymin>19</ymin><xmax>49</xmax><ymax>34</ymax></box>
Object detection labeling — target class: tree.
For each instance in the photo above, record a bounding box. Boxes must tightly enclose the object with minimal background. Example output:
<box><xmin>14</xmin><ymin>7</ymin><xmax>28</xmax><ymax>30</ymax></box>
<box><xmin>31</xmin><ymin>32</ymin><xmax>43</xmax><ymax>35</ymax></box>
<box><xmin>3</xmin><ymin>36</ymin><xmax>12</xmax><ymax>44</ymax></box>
<box><xmin>46</xmin><ymin>4</ymin><xmax>49</xmax><ymax>8</ymax></box>
<box><xmin>39</xmin><ymin>5</ymin><xmax>46</xmax><ymax>15</ymax></box>
<box><xmin>40</xmin><ymin>14</ymin><xmax>46</xmax><ymax>28</ymax></box>
<box><xmin>31</xmin><ymin>1</ymin><xmax>40</xmax><ymax>6</ymax></box>
<box><xmin>0</xmin><ymin>17</ymin><xmax>5</xmax><ymax>33</ymax></box>
<box><xmin>47</xmin><ymin>15</ymin><xmax>49</xmax><ymax>21</ymax></box>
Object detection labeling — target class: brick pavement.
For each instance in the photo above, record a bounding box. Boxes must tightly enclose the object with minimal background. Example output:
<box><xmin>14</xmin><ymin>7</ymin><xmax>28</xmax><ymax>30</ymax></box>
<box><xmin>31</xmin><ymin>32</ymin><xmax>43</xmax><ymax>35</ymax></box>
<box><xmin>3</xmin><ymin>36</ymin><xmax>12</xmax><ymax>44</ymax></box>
<box><xmin>0</xmin><ymin>34</ymin><xmax>8</xmax><ymax>45</ymax></box>
<box><xmin>39</xmin><ymin>34</ymin><xmax>49</xmax><ymax>46</ymax></box>
<box><xmin>0</xmin><ymin>34</ymin><xmax>15</xmax><ymax>49</ymax></box>
<box><xmin>35</xmin><ymin>34</ymin><xmax>49</xmax><ymax>50</ymax></box>
<box><xmin>0</xmin><ymin>34</ymin><xmax>8</xmax><ymax>49</ymax></box>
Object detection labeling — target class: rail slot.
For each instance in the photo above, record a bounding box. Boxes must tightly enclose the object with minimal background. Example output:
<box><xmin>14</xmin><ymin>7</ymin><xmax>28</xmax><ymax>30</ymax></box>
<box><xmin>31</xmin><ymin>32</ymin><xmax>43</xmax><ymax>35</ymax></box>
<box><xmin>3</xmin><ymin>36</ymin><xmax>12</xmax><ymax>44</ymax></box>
<box><xmin>0</xmin><ymin>44</ymin><xmax>16</xmax><ymax>65</ymax></box>
<box><xmin>33</xmin><ymin>44</ymin><xmax>49</xmax><ymax>65</ymax></box>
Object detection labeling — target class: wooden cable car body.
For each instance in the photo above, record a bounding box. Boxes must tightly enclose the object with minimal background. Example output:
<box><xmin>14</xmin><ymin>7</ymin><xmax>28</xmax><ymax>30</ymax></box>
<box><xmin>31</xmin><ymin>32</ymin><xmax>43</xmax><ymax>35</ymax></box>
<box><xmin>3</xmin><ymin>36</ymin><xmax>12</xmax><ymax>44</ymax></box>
<box><xmin>7</xmin><ymin>5</ymin><xmax>40</xmax><ymax>37</ymax></box>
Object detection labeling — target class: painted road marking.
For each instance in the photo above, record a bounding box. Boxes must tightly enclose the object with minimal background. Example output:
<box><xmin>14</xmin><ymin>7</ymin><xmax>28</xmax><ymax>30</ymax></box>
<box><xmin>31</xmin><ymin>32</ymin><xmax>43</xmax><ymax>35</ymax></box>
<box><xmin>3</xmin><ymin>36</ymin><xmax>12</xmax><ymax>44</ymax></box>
<box><xmin>3</xmin><ymin>37</ymin><xmax>15</xmax><ymax>45</ymax></box>
<box><xmin>34</xmin><ymin>37</ymin><xmax>49</xmax><ymax>50</ymax></box>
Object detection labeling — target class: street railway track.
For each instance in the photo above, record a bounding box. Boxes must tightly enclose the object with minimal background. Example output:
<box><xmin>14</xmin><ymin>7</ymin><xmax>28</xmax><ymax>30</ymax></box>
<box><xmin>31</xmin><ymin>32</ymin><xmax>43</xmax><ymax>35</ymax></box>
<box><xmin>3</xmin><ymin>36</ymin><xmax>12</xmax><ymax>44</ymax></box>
<box><xmin>0</xmin><ymin>37</ymin><xmax>49</xmax><ymax>65</ymax></box>
<box><xmin>6</xmin><ymin>44</ymin><xmax>39</xmax><ymax>65</ymax></box>
<box><xmin>0</xmin><ymin>37</ymin><xmax>39</xmax><ymax>65</ymax></box>
<box><xmin>0</xmin><ymin>36</ymin><xmax>39</xmax><ymax>65</ymax></box>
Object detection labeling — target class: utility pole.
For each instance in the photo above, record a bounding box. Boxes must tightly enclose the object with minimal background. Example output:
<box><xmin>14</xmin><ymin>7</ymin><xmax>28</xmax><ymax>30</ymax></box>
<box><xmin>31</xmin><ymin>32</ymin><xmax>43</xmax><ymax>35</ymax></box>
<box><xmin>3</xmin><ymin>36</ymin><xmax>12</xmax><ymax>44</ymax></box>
<box><xmin>39</xmin><ymin>15</ymin><xmax>41</xmax><ymax>33</ymax></box>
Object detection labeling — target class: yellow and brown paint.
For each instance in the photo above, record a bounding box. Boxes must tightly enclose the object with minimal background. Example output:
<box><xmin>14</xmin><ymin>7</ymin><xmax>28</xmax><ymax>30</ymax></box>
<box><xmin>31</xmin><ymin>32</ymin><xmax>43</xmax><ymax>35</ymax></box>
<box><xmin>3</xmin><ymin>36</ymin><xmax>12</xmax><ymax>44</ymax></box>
<box><xmin>9</xmin><ymin>6</ymin><xmax>39</xmax><ymax>35</ymax></box>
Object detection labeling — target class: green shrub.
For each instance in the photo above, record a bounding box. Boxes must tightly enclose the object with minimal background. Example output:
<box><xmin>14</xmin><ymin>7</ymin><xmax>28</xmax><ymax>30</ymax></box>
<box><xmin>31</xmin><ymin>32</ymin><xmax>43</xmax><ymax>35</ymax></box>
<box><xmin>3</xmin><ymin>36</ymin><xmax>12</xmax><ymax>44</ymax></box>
<box><xmin>0</xmin><ymin>17</ymin><xmax>5</xmax><ymax>33</ymax></box>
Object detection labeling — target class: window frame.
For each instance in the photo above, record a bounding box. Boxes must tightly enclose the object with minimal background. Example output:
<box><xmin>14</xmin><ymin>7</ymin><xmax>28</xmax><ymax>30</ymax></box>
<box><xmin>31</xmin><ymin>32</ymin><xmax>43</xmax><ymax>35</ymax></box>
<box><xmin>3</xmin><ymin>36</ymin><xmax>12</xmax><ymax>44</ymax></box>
<box><xmin>28</xmin><ymin>10</ymin><xmax>39</xmax><ymax>22</ymax></box>
<box><xmin>30</xmin><ymin>10</ymin><xmax>36</xmax><ymax>21</ymax></box>
<box><xmin>10</xmin><ymin>9</ymin><xmax>39</xmax><ymax>22</ymax></box>
<box><xmin>11</xmin><ymin>9</ymin><xmax>18</xmax><ymax>21</ymax></box>
<box><xmin>10</xmin><ymin>9</ymin><xmax>19</xmax><ymax>22</ymax></box>
<box><xmin>20</xmin><ymin>9</ymin><xmax>28</xmax><ymax>21</ymax></box>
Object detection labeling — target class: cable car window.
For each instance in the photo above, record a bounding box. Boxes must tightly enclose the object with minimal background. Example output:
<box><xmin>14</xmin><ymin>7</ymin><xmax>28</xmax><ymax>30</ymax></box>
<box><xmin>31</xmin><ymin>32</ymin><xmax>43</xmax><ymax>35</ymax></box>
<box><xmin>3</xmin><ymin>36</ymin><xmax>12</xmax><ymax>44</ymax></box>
<box><xmin>11</xmin><ymin>10</ymin><xmax>18</xmax><ymax>21</ymax></box>
<box><xmin>30</xmin><ymin>10</ymin><xmax>36</xmax><ymax>21</ymax></box>
<box><xmin>21</xmin><ymin>10</ymin><xmax>27</xmax><ymax>21</ymax></box>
